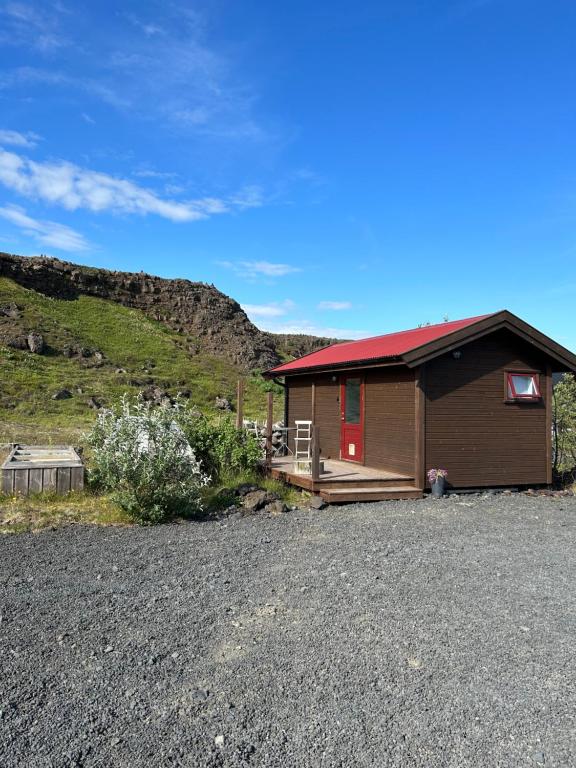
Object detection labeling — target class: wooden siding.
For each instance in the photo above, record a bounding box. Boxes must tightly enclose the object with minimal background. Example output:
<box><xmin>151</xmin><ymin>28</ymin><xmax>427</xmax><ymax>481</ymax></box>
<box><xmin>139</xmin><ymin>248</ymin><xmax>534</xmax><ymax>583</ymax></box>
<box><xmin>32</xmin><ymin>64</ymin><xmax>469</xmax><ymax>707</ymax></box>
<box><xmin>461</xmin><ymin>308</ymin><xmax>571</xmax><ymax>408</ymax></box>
<box><xmin>425</xmin><ymin>329</ymin><xmax>550</xmax><ymax>488</ymax></box>
<box><xmin>286</xmin><ymin>368</ymin><xmax>416</xmax><ymax>472</ymax></box>
<box><xmin>364</xmin><ymin>368</ymin><xmax>416</xmax><ymax>475</ymax></box>
<box><xmin>285</xmin><ymin>375</ymin><xmax>313</xmax><ymax>454</ymax></box>
<box><xmin>314</xmin><ymin>375</ymin><xmax>340</xmax><ymax>458</ymax></box>
<box><xmin>285</xmin><ymin>374</ymin><xmax>341</xmax><ymax>458</ymax></box>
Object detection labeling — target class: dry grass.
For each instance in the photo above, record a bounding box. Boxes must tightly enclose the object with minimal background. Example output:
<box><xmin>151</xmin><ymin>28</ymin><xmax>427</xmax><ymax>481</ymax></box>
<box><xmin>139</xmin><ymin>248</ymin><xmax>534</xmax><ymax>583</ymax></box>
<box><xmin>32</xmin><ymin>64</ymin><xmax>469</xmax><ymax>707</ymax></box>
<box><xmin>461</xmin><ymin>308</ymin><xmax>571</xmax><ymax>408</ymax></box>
<box><xmin>0</xmin><ymin>491</ymin><xmax>132</xmax><ymax>534</ymax></box>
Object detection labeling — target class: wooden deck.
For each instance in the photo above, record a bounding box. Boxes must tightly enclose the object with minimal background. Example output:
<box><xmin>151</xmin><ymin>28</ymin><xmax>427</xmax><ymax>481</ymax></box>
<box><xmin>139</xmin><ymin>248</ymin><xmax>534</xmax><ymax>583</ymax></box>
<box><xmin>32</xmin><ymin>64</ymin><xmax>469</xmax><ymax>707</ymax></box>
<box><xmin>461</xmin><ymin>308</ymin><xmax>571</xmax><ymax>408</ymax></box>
<box><xmin>270</xmin><ymin>456</ymin><xmax>423</xmax><ymax>503</ymax></box>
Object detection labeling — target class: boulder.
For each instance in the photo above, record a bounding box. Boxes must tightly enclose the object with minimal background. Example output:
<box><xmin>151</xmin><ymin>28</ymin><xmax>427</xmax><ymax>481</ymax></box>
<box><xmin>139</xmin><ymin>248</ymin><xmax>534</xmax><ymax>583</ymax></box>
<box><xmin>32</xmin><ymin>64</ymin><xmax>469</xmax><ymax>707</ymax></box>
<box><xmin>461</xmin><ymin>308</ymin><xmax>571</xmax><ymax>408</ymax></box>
<box><xmin>0</xmin><ymin>302</ymin><xmax>20</xmax><ymax>319</ymax></box>
<box><xmin>235</xmin><ymin>483</ymin><xmax>259</xmax><ymax>498</ymax></box>
<box><xmin>142</xmin><ymin>385</ymin><xmax>172</xmax><ymax>405</ymax></box>
<box><xmin>307</xmin><ymin>495</ymin><xmax>327</xmax><ymax>510</ymax></box>
<box><xmin>62</xmin><ymin>344</ymin><xmax>90</xmax><ymax>358</ymax></box>
<box><xmin>264</xmin><ymin>500</ymin><xmax>288</xmax><ymax>515</ymax></box>
<box><xmin>242</xmin><ymin>489</ymin><xmax>279</xmax><ymax>512</ymax></box>
<box><xmin>87</xmin><ymin>396</ymin><xmax>102</xmax><ymax>410</ymax></box>
<box><xmin>6</xmin><ymin>336</ymin><xmax>28</xmax><ymax>350</ymax></box>
<box><xmin>52</xmin><ymin>388</ymin><xmax>72</xmax><ymax>400</ymax></box>
<box><xmin>27</xmin><ymin>332</ymin><xmax>45</xmax><ymax>354</ymax></box>
<box><xmin>215</xmin><ymin>396</ymin><xmax>232</xmax><ymax>411</ymax></box>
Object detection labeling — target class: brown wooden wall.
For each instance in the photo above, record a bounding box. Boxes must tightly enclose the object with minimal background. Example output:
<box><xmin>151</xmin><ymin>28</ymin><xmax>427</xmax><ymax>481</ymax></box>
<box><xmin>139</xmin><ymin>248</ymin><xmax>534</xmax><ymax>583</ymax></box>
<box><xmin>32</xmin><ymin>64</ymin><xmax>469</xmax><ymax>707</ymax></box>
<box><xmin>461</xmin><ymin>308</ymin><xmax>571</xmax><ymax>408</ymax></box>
<box><xmin>285</xmin><ymin>374</ymin><xmax>312</xmax><ymax>454</ymax></box>
<box><xmin>364</xmin><ymin>368</ymin><xmax>416</xmax><ymax>475</ymax></box>
<box><xmin>285</xmin><ymin>374</ymin><xmax>340</xmax><ymax>458</ymax></box>
<box><xmin>424</xmin><ymin>329</ymin><xmax>551</xmax><ymax>488</ymax></box>
<box><xmin>285</xmin><ymin>367</ymin><xmax>416</xmax><ymax>473</ymax></box>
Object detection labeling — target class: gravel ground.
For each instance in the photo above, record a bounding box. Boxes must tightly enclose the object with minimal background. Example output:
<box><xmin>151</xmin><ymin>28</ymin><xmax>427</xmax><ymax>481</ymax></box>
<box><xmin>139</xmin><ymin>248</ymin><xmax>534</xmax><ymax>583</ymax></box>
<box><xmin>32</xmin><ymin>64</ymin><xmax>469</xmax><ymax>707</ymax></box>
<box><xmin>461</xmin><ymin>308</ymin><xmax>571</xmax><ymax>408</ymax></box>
<box><xmin>1</xmin><ymin>493</ymin><xmax>575</xmax><ymax>768</ymax></box>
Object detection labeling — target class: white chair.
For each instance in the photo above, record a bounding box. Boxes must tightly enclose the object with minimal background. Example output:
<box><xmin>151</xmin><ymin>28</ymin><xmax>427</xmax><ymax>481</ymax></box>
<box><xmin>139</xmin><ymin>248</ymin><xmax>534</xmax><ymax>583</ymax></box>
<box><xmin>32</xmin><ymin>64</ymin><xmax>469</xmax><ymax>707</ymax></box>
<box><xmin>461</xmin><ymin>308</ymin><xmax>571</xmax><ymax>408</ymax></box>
<box><xmin>293</xmin><ymin>420</ymin><xmax>312</xmax><ymax>473</ymax></box>
<box><xmin>243</xmin><ymin>419</ymin><xmax>260</xmax><ymax>439</ymax></box>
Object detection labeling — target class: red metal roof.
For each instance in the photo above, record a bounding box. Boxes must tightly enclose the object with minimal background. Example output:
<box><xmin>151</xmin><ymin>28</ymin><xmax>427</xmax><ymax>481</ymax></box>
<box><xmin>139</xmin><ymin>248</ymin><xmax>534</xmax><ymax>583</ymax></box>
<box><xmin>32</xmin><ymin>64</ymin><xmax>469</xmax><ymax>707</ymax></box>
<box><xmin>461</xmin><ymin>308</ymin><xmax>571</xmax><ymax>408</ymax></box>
<box><xmin>268</xmin><ymin>313</ymin><xmax>497</xmax><ymax>375</ymax></box>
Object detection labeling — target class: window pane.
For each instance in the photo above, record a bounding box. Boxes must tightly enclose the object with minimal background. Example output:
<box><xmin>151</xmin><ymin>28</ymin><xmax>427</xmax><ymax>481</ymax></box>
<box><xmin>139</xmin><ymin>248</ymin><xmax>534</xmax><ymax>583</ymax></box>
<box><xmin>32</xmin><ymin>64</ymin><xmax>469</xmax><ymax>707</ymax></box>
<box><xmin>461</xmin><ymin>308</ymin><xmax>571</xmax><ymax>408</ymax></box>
<box><xmin>511</xmin><ymin>374</ymin><xmax>537</xmax><ymax>396</ymax></box>
<box><xmin>345</xmin><ymin>379</ymin><xmax>361</xmax><ymax>423</ymax></box>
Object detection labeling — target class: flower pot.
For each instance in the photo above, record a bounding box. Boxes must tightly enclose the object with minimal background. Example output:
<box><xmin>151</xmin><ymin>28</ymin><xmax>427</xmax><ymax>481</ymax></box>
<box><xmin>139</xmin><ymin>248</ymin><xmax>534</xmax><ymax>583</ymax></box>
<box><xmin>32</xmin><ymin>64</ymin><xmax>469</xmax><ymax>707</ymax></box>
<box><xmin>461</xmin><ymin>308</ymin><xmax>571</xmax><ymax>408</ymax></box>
<box><xmin>431</xmin><ymin>477</ymin><xmax>446</xmax><ymax>498</ymax></box>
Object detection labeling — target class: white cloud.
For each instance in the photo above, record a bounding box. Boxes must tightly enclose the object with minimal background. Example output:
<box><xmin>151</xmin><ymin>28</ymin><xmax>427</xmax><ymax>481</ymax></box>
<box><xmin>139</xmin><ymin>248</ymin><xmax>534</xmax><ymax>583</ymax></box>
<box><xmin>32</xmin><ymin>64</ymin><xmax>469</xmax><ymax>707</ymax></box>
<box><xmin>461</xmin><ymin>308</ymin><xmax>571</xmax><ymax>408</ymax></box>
<box><xmin>219</xmin><ymin>260</ymin><xmax>301</xmax><ymax>280</ymax></box>
<box><xmin>242</xmin><ymin>300</ymin><xmax>295</xmax><ymax>319</ymax></box>
<box><xmin>0</xmin><ymin>204</ymin><xmax>91</xmax><ymax>252</ymax></box>
<box><xmin>230</xmin><ymin>186</ymin><xmax>264</xmax><ymax>210</ymax></box>
<box><xmin>133</xmin><ymin>168</ymin><xmax>178</xmax><ymax>180</ymax></box>
<box><xmin>318</xmin><ymin>301</ymin><xmax>353</xmax><ymax>311</ymax></box>
<box><xmin>257</xmin><ymin>319</ymin><xmax>368</xmax><ymax>340</ymax></box>
<box><xmin>0</xmin><ymin>8</ymin><xmax>270</xmax><ymax>143</ymax></box>
<box><xmin>0</xmin><ymin>68</ymin><xmax>131</xmax><ymax>109</ymax></box>
<box><xmin>0</xmin><ymin>147</ymin><xmax>262</xmax><ymax>223</ymax></box>
<box><xmin>0</xmin><ymin>2</ymin><xmax>68</xmax><ymax>52</ymax></box>
<box><xmin>0</xmin><ymin>129</ymin><xmax>40</xmax><ymax>148</ymax></box>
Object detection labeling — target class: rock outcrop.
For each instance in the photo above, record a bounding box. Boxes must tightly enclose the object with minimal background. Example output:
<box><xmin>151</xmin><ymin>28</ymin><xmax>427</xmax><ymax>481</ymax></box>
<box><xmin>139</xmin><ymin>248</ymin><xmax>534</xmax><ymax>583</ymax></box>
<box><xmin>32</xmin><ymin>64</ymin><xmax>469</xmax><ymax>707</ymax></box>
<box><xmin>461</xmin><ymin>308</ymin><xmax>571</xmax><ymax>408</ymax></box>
<box><xmin>0</xmin><ymin>252</ymin><xmax>281</xmax><ymax>371</ymax></box>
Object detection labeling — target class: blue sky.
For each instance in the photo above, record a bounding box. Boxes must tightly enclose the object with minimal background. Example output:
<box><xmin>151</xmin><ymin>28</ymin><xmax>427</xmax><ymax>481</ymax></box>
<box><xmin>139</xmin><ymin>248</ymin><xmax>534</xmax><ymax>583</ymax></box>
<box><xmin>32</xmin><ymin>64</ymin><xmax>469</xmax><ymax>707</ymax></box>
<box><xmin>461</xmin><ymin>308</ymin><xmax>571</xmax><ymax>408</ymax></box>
<box><xmin>0</xmin><ymin>1</ymin><xmax>575</xmax><ymax>350</ymax></box>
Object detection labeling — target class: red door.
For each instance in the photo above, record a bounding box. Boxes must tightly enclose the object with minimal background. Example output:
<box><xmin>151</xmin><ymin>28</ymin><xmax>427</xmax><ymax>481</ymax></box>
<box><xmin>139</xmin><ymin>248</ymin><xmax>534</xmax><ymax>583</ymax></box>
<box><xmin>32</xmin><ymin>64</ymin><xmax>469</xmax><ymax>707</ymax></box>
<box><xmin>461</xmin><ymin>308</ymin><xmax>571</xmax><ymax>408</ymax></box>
<box><xmin>340</xmin><ymin>376</ymin><xmax>364</xmax><ymax>462</ymax></box>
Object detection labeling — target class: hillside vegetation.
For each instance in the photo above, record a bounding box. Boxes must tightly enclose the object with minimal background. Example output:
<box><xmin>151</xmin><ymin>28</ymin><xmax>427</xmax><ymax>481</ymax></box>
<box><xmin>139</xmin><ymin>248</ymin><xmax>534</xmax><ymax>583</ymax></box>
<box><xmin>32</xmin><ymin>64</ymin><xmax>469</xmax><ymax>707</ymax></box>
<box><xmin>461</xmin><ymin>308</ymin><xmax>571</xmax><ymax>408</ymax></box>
<box><xmin>0</xmin><ymin>277</ymin><xmax>278</xmax><ymax>444</ymax></box>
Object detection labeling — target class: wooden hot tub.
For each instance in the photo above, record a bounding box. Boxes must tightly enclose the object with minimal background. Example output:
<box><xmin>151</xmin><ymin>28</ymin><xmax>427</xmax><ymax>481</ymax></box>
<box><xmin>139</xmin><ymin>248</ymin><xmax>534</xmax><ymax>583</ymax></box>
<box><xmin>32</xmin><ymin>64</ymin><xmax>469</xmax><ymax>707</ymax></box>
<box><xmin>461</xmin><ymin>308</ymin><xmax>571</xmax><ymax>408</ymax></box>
<box><xmin>1</xmin><ymin>444</ymin><xmax>85</xmax><ymax>496</ymax></box>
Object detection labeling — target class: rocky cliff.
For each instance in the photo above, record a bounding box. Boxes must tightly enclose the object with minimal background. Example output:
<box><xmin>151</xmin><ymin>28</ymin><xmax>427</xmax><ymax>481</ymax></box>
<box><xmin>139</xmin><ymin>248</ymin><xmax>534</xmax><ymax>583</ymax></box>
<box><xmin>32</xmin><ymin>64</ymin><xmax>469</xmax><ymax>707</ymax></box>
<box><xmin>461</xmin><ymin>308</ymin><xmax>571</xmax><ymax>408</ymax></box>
<box><xmin>0</xmin><ymin>252</ymin><xmax>282</xmax><ymax>371</ymax></box>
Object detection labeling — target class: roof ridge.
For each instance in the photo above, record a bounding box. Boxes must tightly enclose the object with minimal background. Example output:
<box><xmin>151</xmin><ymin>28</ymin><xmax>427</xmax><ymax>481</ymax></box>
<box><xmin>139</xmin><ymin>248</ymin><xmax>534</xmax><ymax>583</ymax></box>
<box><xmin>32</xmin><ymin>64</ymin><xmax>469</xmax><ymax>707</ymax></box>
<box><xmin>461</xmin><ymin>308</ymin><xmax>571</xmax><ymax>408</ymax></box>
<box><xmin>327</xmin><ymin>312</ymin><xmax>498</xmax><ymax>349</ymax></box>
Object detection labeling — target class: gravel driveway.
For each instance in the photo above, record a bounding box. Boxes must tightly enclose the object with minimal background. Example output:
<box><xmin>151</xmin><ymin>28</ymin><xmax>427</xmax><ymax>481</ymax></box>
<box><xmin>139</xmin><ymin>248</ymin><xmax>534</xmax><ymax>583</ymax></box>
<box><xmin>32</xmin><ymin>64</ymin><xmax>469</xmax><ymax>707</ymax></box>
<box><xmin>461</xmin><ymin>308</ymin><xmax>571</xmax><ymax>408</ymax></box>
<box><xmin>1</xmin><ymin>494</ymin><xmax>575</xmax><ymax>768</ymax></box>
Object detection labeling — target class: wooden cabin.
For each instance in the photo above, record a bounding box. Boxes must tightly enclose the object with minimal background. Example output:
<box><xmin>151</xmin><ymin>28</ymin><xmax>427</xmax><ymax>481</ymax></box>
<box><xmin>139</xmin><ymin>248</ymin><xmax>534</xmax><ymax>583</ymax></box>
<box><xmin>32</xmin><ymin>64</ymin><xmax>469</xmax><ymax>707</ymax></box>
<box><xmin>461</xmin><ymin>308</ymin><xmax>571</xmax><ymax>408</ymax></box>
<box><xmin>264</xmin><ymin>311</ymin><xmax>576</xmax><ymax>503</ymax></box>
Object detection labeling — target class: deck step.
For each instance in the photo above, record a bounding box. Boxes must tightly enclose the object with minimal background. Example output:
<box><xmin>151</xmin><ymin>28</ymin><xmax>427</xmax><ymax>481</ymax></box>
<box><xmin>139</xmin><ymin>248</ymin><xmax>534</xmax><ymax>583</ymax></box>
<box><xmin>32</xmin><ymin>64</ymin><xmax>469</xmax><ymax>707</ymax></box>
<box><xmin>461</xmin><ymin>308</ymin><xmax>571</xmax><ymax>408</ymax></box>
<box><xmin>315</xmin><ymin>478</ymin><xmax>414</xmax><ymax>489</ymax></box>
<box><xmin>320</xmin><ymin>485</ymin><xmax>423</xmax><ymax>503</ymax></box>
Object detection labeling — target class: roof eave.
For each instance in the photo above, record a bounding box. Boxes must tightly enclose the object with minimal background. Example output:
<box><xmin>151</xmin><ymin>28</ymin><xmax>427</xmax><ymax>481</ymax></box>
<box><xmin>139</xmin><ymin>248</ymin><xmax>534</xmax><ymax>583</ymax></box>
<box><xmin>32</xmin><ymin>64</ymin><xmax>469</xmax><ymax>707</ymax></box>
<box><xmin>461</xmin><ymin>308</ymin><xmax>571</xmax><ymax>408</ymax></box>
<box><xmin>402</xmin><ymin>310</ymin><xmax>576</xmax><ymax>371</ymax></box>
<box><xmin>263</xmin><ymin>355</ymin><xmax>405</xmax><ymax>378</ymax></box>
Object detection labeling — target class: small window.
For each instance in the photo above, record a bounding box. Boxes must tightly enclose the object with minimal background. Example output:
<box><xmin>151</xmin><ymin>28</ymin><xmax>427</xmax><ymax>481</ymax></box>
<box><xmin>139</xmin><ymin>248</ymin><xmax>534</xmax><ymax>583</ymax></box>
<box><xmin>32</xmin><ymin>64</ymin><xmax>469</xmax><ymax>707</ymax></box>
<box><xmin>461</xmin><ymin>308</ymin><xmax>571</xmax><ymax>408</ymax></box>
<box><xmin>507</xmin><ymin>372</ymin><xmax>541</xmax><ymax>400</ymax></box>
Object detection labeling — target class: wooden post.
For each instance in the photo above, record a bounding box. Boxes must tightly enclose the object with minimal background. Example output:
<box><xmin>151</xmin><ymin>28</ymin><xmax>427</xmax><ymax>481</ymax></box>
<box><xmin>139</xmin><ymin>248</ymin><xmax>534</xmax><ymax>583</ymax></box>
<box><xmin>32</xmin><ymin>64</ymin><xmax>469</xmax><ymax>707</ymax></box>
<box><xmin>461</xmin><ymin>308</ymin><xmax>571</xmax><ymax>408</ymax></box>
<box><xmin>266</xmin><ymin>391</ymin><xmax>274</xmax><ymax>468</ymax></box>
<box><xmin>235</xmin><ymin>379</ymin><xmax>245</xmax><ymax>429</ymax></box>
<box><xmin>311</xmin><ymin>425</ymin><xmax>321</xmax><ymax>481</ymax></box>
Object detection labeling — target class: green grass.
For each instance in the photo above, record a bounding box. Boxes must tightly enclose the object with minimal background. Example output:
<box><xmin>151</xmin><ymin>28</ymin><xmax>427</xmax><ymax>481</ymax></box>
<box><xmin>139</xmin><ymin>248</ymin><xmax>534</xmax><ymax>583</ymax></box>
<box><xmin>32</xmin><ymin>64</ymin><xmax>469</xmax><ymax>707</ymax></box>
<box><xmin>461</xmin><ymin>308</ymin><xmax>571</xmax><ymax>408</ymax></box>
<box><xmin>0</xmin><ymin>277</ymin><xmax>282</xmax><ymax>442</ymax></box>
<box><xmin>0</xmin><ymin>490</ymin><xmax>132</xmax><ymax>534</ymax></box>
<box><xmin>0</xmin><ymin>278</ymin><xmax>294</xmax><ymax>532</ymax></box>
<box><xmin>0</xmin><ymin>474</ymin><xmax>307</xmax><ymax>534</ymax></box>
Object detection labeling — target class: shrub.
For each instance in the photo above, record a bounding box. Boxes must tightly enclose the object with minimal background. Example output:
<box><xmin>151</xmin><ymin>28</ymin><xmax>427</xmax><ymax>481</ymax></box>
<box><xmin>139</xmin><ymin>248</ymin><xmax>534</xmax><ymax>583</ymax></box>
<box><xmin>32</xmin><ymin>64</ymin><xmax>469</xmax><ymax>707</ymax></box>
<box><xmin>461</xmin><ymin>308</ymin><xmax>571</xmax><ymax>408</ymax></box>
<box><xmin>553</xmin><ymin>373</ymin><xmax>576</xmax><ymax>473</ymax></box>
<box><xmin>86</xmin><ymin>396</ymin><xmax>209</xmax><ymax>524</ymax></box>
<box><xmin>178</xmin><ymin>410</ymin><xmax>262</xmax><ymax>482</ymax></box>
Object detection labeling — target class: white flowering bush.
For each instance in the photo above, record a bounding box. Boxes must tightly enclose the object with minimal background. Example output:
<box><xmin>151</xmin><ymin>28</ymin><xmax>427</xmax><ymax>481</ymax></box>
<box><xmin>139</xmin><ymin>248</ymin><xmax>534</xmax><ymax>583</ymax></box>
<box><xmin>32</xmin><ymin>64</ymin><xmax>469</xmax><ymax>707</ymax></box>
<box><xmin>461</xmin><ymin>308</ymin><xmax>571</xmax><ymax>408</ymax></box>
<box><xmin>87</xmin><ymin>396</ymin><xmax>209</xmax><ymax>524</ymax></box>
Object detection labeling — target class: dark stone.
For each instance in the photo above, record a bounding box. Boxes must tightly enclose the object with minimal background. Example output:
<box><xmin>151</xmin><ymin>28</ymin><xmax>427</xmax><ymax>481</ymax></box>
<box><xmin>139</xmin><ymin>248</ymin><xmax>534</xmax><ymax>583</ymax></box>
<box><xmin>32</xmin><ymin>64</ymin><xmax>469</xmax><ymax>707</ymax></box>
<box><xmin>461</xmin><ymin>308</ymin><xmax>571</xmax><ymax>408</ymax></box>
<box><xmin>62</xmin><ymin>344</ymin><xmax>89</xmax><ymax>358</ymax></box>
<box><xmin>215</xmin><ymin>396</ymin><xmax>232</xmax><ymax>411</ymax></box>
<box><xmin>242</xmin><ymin>490</ymin><xmax>279</xmax><ymax>512</ymax></box>
<box><xmin>264</xmin><ymin>500</ymin><xmax>288</xmax><ymax>515</ymax></box>
<box><xmin>308</xmin><ymin>495</ymin><xmax>327</xmax><ymax>510</ymax></box>
<box><xmin>142</xmin><ymin>385</ymin><xmax>172</xmax><ymax>405</ymax></box>
<box><xmin>52</xmin><ymin>388</ymin><xmax>72</xmax><ymax>400</ymax></box>
<box><xmin>6</xmin><ymin>336</ymin><xmax>28</xmax><ymax>350</ymax></box>
<box><xmin>0</xmin><ymin>302</ymin><xmax>20</xmax><ymax>319</ymax></box>
<box><xmin>87</xmin><ymin>396</ymin><xmax>102</xmax><ymax>410</ymax></box>
<box><xmin>235</xmin><ymin>483</ymin><xmax>259</xmax><ymax>498</ymax></box>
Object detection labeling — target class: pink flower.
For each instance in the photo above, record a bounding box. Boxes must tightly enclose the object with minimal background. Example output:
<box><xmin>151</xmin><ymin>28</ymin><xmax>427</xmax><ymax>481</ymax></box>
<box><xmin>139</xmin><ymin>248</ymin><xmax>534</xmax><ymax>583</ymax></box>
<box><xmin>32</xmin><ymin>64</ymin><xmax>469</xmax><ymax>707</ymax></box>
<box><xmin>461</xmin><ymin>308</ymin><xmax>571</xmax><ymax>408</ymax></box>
<box><xmin>427</xmin><ymin>468</ymin><xmax>448</xmax><ymax>483</ymax></box>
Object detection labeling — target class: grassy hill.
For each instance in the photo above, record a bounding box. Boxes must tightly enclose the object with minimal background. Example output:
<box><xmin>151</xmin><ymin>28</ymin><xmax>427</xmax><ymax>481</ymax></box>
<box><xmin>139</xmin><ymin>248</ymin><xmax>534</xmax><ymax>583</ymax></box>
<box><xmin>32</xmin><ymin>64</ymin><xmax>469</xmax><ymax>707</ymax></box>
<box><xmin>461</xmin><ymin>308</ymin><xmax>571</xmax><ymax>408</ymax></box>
<box><xmin>0</xmin><ymin>277</ymin><xmax>280</xmax><ymax>445</ymax></box>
